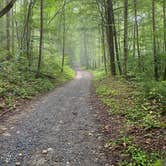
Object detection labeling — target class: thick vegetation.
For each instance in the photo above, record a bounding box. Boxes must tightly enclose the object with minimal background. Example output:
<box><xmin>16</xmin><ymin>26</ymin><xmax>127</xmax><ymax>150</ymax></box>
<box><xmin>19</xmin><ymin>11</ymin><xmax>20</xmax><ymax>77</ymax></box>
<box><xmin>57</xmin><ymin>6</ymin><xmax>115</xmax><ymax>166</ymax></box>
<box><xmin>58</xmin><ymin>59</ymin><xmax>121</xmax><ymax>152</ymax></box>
<box><xmin>93</xmin><ymin>70</ymin><xmax>166</xmax><ymax>165</ymax></box>
<box><xmin>88</xmin><ymin>0</ymin><xmax>166</xmax><ymax>164</ymax></box>
<box><xmin>0</xmin><ymin>0</ymin><xmax>75</xmax><ymax>115</ymax></box>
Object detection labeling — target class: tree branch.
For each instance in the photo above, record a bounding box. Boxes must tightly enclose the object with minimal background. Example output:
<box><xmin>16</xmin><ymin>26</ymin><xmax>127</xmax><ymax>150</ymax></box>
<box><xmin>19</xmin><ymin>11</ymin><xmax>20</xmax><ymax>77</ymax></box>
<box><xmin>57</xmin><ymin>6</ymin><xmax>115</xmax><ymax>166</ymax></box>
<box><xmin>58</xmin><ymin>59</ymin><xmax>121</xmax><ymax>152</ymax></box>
<box><xmin>0</xmin><ymin>0</ymin><xmax>17</xmax><ymax>18</ymax></box>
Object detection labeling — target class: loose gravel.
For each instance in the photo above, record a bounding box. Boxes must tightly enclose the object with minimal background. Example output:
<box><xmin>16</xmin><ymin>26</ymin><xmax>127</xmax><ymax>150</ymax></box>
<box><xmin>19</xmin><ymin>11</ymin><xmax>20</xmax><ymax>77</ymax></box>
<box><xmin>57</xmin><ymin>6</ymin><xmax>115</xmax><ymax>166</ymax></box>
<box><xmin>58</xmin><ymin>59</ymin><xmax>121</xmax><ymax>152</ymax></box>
<box><xmin>0</xmin><ymin>71</ymin><xmax>109</xmax><ymax>166</ymax></box>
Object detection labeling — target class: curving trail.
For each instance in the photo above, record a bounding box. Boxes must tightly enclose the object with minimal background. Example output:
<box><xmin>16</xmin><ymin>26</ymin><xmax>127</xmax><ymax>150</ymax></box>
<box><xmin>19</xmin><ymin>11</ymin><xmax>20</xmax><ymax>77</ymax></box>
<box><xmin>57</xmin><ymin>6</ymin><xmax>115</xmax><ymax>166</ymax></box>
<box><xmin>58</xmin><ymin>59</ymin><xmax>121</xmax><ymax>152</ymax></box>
<box><xmin>0</xmin><ymin>71</ymin><xmax>108</xmax><ymax>166</ymax></box>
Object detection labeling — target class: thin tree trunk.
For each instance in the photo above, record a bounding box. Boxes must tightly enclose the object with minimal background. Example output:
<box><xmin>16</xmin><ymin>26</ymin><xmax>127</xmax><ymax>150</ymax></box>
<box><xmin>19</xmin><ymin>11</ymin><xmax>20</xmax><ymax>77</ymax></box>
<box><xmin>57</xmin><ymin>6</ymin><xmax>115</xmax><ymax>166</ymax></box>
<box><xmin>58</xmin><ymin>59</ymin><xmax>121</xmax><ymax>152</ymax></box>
<box><xmin>61</xmin><ymin>2</ymin><xmax>66</xmax><ymax>72</ymax></box>
<box><xmin>83</xmin><ymin>30</ymin><xmax>89</xmax><ymax>69</ymax></box>
<box><xmin>26</xmin><ymin>0</ymin><xmax>33</xmax><ymax>68</ymax></box>
<box><xmin>11</xmin><ymin>8</ymin><xmax>14</xmax><ymax>54</ymax></box>
<box><xmin>152</xmin><ymin>0</ymin><xmax>159</xmax><ymax>80</ymax></box>
<box><xmin>163</xmin><ymin>0</ymin><xmax>166</xmax><ymax>80</ymax></box>
<box><xmin>6</xmin><ymin>0</ymin><xmax>10</xmax><ymax>55</ymax></box>
<box><xmin>134</xmin><ymin>0</ymin><xmax>141</xmax><ymax>70</ymax></box>
<box><xmin>112</xmin><ymin>8</ymin><xmax>122</xmax><ymax>75</ymax></box>
<box><xmin>123</xmin><ymin>0</ymin><xmax>128</xmax><ymax>77</ymax></box>
<box><xmin>101</xmin><ymin>21</ymin><xmax>107</xmax><ymax>74</ymax></box>
<box><xmin>133</xmin><ymin>19</ymin><xmax>136</xmax><ymax>58</ymax></box>
<box><xmin>106</xmin><ymin>0</ymin><xmax>116</xmax><ymax>76</ymax></box>
<box><xmin>36</xmin><ymin>0</ymin><xmax>43</xmax><ymax>77</ymax></box>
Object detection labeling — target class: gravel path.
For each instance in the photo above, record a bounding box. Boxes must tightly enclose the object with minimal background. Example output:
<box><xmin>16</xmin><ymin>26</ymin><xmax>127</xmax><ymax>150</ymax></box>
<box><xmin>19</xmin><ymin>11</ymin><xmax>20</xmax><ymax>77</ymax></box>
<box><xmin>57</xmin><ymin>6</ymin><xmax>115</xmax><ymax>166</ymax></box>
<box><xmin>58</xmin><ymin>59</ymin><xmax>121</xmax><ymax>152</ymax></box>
<box><xmin>0</xmin><ymin>71</ymin><xmax>108</xmax><ymax>166</ymax></box>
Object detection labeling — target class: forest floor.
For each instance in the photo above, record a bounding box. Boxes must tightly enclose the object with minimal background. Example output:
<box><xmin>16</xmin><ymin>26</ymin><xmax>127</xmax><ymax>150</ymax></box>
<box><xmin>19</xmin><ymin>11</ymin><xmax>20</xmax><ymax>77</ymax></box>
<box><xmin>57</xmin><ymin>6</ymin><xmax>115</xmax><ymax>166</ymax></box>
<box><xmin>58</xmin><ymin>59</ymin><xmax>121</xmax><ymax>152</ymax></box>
<box><xmin>0</xmin><ymin>70</ymin><xmax>111</xmax><ymax>166</ymax></box>
<box><xmin>92</xmin><ymin>71</ymin><xmax>166</xmax><ymax>165</ymax></box>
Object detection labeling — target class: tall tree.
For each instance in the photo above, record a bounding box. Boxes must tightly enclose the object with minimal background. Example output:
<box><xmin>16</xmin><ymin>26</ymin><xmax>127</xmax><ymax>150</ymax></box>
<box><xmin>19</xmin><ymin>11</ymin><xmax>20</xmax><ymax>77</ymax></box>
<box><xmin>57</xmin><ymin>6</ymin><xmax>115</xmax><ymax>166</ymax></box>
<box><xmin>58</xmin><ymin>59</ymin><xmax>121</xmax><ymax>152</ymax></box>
<box><xmin>112</xmin><ymin>7</ymin><xmax>122</xmax><ymax>75</ymax></box>
<box><xmin>61</xmin><ymin>0</ymin><xmax>66</xmax><ymax>72</ymax></box>
<box><xmin>6</xmin><ymin>0</ymin><xmax>10</xmax><ymax>55</ymax></box>
<box><xmin>26</xmin><ymin>0</ymin><xmax>34</xmax><ymax>68</ymax></box>
<box><xmin>106</xmin><ymin>0</ymin><xmax>116</xmax><ymax>76</ymax></box>
<box><xmin>163</xmin><ymin>0</ymin><xmax>166</xmax><ymax>80</ymax></box>
<box><xmin>36</xmin><ymin>0</ymin><xmax>44</xmax><ymax>77</ymax></box>
<box><xmin>152</xmin><ymin>0</ymin><xmax>159</xmax><ymax>80</ymax></box>
<box><xmin>133</xmin><ymin>0</ymin><xmax>141</xmax><ymax>70</ymax></box>
<box><xmin>123</xmin><ymin>0</ymin><xmax>128</xmax><ymax>76</ymax></box>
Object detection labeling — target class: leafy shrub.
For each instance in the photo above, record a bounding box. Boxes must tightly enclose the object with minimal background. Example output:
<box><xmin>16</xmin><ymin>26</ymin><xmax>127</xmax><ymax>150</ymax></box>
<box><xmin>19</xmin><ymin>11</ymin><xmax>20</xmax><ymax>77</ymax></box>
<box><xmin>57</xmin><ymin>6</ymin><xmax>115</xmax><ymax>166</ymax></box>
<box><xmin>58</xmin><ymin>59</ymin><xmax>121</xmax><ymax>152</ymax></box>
<box><xmin>0</xmin><ymin>59</ymin><xmax>74</xmax><ymax>110</ymax></box>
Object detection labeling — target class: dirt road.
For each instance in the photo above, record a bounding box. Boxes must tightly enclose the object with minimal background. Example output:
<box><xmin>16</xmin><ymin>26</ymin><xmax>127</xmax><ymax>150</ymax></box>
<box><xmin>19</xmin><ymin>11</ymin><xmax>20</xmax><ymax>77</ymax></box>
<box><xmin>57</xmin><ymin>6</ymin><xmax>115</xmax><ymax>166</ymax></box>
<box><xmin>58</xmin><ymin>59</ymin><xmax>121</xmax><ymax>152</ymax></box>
<box><xmin>0</xmin><ymin>71</ymin><xmax>109</xmax><ymax>166</ymax></box>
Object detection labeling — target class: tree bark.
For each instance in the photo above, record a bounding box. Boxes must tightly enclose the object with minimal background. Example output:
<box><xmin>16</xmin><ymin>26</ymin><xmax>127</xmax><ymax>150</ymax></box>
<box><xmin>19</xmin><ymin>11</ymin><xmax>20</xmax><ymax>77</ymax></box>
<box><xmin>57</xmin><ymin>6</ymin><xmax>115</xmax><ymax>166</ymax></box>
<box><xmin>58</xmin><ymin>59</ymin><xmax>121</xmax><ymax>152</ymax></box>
<box><xmin>112</xmin><ymin>8</ymin><xmax>122</xmax><ymax>75</ymax></box>
<box><xmin>0</xmin><ymin>0</ymin><xmax>16</xmax><ymax>17</ymax></box>
<box><xmin>106</xmin><ymin>0</ymin><xmax>116</xmax><ymax>76</ymax></box>
<box><xmin>6</xmin><ymin>0</ymin><xmax>10</xmax><ymax>54</ymax></box>
<box><xmin>36</xmin><ymin>0</ymin><xmax>43</xmax><ymax>77</ymax></box>
<box><xmin>134</xmin><ymin>0</ymin><xmax>141</xmax><ymax>70</ymax></box>
<box><xmin>11</xmin><ymin>8</ymin><xmax>14</xmax><ymax>54</ymax></box>
<box><xmin>61</xmin><ymin>1</ymin><xmax>66</xmax><ymax>72</ymax></box>
<box><xmin>101</xmin><ymin>23</ymin><xmax>107</xmax><ymax>74</ymax></box>
<box><xmin>26</xmin><ymin>0</ymin><xmax>34</xmax><ymax>68</ymax></box>
<box><xmin>163</xmin><ymin>0</ymin><xmax>166</xmax><ymax>80</ymax></box>
<box><xmin>123</xmin><ymin>0</ymin><xmax>128</xmax><ymax>77</ymax></box>
<box><xmin>152</xmin><ymin>0</ymin><xmax>159</xmax><ymax>80</ymax></box>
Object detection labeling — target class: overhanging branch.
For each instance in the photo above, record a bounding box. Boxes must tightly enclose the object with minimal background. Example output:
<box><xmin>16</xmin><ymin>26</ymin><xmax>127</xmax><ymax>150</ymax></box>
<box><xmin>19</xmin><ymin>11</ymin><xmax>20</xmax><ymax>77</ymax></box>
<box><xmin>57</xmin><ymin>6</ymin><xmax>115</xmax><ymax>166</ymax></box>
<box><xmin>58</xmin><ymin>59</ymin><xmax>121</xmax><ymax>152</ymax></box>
<box><xmin>0</xmin><ymin>0</ymin><xmax>17</xmax><ymax>18</ymax></box>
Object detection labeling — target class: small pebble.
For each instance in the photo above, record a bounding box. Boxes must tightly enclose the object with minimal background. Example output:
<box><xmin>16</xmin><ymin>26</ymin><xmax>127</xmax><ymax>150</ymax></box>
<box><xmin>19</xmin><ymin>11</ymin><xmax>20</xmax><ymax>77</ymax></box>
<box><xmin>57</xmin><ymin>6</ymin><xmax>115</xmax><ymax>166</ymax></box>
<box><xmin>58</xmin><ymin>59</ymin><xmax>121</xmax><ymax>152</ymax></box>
<box><xmin>47</xmin><ymin>148</ymin><xmax>54</xmax><ymax>153</ymax></box>
<box><xmin>98</xmin><ymin>136</ymin><xmax>102</xmax><ymax>141</ymax></box>
<box><xmin>3</xmin><ymin>132</ymin><xmax>11</xmax><ymax>137</ymax></box>
<box><xmin>18</xmin><ymin>153</ymin><xmax>23</xmax><ymax>157</ymax></box>
<box><xmin>1</xmin><ymin>127</ymin><xmax>7</xmax><ymax>131</ymax></box>
<box><xmin>16</xmin><ymin>131</ymin><xmax>20</xmax><ymax>134</ymax></box>
<box><xmin>59</xmin><ymin>120</ymin><xmax>63</xmax><ymax>124</ymax></box>
<box><xmin>105</xmin><ymin>164</ymin><xmax>110</xmax><ymax>166</ymax></box>
<box><xmin>66</xmin><ymin>161</ymin><xmax>70</xmax><ymax>166</ymax></box>
<box><xmin>10</xmin><ymin>127</ymin><xmax>14</xmax><ymax>130</ymax></box>
<box><xmin>88</xmin><ymin>132</ymin><xmax>93</xmax><ymax>136</ymax></box>
<box><xmin>42</xmin><ymin>149</ymin><xmax>48</xmax><ymax>154</ymax></box>
<box><xmin>15</xmin><ymin>161</ymin><xmax>21</xmax><ymax>166</ymax></box>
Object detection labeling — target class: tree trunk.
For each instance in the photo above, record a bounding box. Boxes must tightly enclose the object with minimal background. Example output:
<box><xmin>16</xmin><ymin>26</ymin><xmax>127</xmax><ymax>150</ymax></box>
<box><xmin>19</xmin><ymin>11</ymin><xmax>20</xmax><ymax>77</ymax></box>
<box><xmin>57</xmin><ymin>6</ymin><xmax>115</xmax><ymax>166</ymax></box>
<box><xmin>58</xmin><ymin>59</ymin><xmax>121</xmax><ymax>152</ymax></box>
<box><xmin>133</xmin><ymin>17</ymin><xmax>136</xmax><ymax>58</ymax></box>
<box><xmin>61</xmin><ymin>2</ymin><xmax>66</xmax><ymax>72</ymax></box>
<box><xmin>152</xmin><ymin>0</ymin><xmax>159</xmax><ymax>80</ymax></box>
<box><xmin>112</xmin><ymin>8</ymin><xmax>122</xmax><ymax>75</ymax></box>
<box><xmin>106</xmin><ymin>0</ymin><xmax>116</xmax><ymax>76</ymax></box>
<box><xmin>83</xmin><ymin>30</ymin><xmax>89</xmax><ymax>69</ymax></box>
<box><xmin>163</xmin><ymin>0</ymin><xmax>166</xmax><ymax>80</ymax></box>
<box><xmin>6</xmin><ymin>0</ymin><xmax>10</xmax><ymax>55</ymax></box>
<box><xmin>26</xmin><ymin>0</ymin><xmax>33</xmax><ymax>68</ymax></box>
<box><xmin>11</xmin><ymin>8</ymin><xmax>14</xmax><ymax>54</ymax></box>
<box><xmin>134</xmin><ymin>0</ymin><xmax>141</xmax><ymax>70</ymax></box>
<box><xmin>123</xmin><ymin>0</ymin><xmax>128</xmax><ymax>77</ymax></box>
<box><xmin>0</xmin><ymin>0</ymin><xmax>16</xmax><ymax>17</ymax></box>
<box><xmin>36</xmin><ymin>0</ymin><xmax>43</xmax><ymax>77</ymax></box>
<box><xmin>101</xmin><ymin>21</ymin><xmax>107</xmax><ymax>74</ymax></box>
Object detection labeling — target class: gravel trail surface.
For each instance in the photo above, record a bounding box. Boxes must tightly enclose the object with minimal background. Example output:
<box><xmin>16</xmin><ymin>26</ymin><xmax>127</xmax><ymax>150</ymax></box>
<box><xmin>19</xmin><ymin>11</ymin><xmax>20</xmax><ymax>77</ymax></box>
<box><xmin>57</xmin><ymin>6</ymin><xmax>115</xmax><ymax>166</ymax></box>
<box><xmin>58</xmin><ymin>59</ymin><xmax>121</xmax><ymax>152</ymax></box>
<box><xmin>0</xmin><ymin>71</ymin><xmax>108</xmax><ymax>166</ymax></box>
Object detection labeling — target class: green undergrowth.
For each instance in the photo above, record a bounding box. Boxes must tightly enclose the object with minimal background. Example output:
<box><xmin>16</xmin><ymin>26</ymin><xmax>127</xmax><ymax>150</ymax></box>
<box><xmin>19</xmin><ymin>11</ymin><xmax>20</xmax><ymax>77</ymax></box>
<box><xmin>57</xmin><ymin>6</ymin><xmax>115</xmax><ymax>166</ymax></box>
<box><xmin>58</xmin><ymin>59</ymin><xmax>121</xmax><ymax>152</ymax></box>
<box><xmin>92</xmin><ymin>69</ymin><xmax>166</xmax><ymax>166</ymax></box>
<box><xmin>0</xmin><ymin>60</ymin><xmax>74</xmax><ymax>111</ymax></box>
<box><xmin>105</xmin><ymin>136</ymin><xmax>164</xmax><ymax>166</ymax></box>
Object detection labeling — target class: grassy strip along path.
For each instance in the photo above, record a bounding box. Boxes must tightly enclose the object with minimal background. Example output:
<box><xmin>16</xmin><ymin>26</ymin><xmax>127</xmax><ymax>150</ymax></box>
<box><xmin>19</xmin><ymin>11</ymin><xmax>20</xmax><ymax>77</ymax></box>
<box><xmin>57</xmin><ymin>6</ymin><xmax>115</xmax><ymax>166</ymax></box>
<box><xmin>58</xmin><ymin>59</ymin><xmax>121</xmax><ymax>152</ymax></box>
<box><xmin>92</xmin><ymin>70</ymin><xmax>166</xmax><ymax>166</ymax></box>
<box><xmin>0</xmin><ymin>65</ymin><xmax>74</xmax><ymax>118</ymax></box>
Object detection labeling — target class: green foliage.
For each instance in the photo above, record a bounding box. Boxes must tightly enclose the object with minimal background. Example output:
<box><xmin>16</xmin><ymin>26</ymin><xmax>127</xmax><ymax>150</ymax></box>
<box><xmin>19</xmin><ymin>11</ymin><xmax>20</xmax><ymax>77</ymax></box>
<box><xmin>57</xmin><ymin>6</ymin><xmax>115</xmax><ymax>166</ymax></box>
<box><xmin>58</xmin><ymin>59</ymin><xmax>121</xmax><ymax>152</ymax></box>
<box><xmin>93</xmin><ymin>69</ymin><xmax>165</xmax><ymax>165</ymax></box>
<box><xmin>122</xmin><ymin>144</ymin><xmax>161</xmax><ymax>166</ymax></box>
<box><xmin>125</xmin><ymin>107</ymin><xmax>145</xmax><ymax>122</ymax></box>
<box><xmin>106</xmin><ymin>136</ymin><xmax>163</xmax><ymax>166</ymax></box>
<box><xmin>153</xmin><ymin>160</ymin><xmax>165</xmax><ymax>166</ymax></box>
<box><xmin>0</xmin><ymin>60</ymin><xmax>74</xmax><ymax>110</ymax></box>
<box><xmin>143</xmin><ymin>113</ymin><xmax>161</xmax><ymax>130</ymax></box>
<box><xmin>141</xmin><ymin>81</ymin><xmax>166</xmax><ymax>108</ymax></box>
<box><xmin>91</xmin><ymin>69</ymin><xmax>106</xmax><ymax>81</ymax></box>
<box><xmin>96</xmin><ymin>86</ymin><xmax>114</xmax><ymax>97</ymax></box>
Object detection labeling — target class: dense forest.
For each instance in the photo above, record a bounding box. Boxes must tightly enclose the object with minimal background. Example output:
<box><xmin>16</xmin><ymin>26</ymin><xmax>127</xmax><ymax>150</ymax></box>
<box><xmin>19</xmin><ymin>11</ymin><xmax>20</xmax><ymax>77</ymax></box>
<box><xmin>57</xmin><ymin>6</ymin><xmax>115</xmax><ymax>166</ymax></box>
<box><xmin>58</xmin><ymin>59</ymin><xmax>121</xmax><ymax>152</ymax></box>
<box><xmin>0</xmin><ymin>0</ymin><xmax>165</xmax><ymax>165</ymax></box>
<box><xmin>0</xmin><ymin>0</ymin><xmax>166</xmax><ymax>79</ymax></box>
